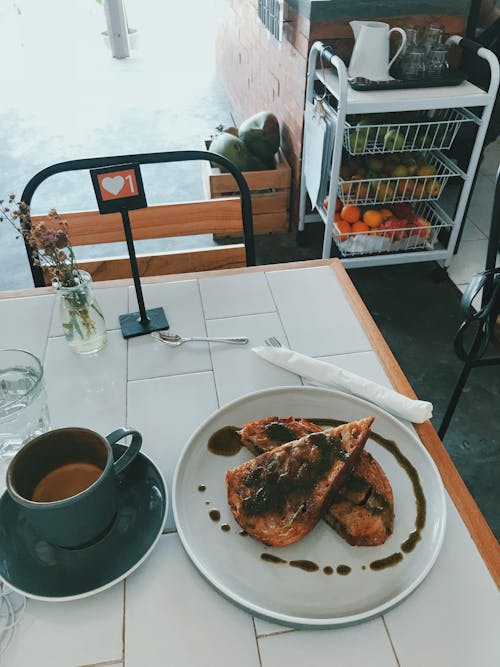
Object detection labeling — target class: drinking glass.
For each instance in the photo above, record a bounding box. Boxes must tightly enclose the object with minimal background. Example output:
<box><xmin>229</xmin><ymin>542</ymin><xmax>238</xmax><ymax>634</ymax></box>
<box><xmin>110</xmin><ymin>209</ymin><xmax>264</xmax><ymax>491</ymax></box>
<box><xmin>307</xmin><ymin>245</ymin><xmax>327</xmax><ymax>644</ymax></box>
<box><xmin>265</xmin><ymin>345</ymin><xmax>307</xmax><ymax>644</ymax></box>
<box><xmin>424</xmin><ymin>23</ymin><xmax>443</xmax><ymax>54</ymax></box>
<box><xmin>400</xmin><ymin>45</ymin><xmax>427</xmax><ymax>80</ymax></box>
<box><xmin>403</xmin><ymin>25</ymin><xmax>419</xmax><ymax>50</ymax></box>
<box><xmin>427</xmin><ymin>46</ymin><xmax>449</xmax><ymax>79</ymax></box>
<box><xmin>0</xmin><ymin>349</ymin><xmax>50</xmax><ymax>485</ymax></box>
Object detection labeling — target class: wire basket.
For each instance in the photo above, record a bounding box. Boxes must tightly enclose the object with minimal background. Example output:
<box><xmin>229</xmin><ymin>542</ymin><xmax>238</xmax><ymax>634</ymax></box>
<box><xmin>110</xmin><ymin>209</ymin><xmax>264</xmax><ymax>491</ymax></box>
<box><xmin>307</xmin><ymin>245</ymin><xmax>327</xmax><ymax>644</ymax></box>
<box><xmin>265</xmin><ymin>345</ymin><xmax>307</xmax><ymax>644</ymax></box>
<box><xmin>337</xmin><ymin>151</ymin><xmax>461</xmax><ymax>206</ymax></box>
<box><xmin>333</xmin><ymin>201</ymin><xmax>452</xmax><ymax>257</ymax></box>
<box><xmin>343</xmin><ymin>107</ymin><xmax>478</xmax><ymax>155</ymax></box>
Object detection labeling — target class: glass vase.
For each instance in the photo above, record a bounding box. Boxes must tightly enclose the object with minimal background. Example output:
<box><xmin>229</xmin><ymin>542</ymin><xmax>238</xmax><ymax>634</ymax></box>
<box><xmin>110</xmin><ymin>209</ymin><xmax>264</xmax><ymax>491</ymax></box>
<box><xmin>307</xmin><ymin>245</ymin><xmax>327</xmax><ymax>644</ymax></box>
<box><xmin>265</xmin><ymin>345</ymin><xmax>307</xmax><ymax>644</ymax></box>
<box><xmin>56</xmin><ymin>271</ymin><xmax>107</xmax><ymax>355</ymax></box>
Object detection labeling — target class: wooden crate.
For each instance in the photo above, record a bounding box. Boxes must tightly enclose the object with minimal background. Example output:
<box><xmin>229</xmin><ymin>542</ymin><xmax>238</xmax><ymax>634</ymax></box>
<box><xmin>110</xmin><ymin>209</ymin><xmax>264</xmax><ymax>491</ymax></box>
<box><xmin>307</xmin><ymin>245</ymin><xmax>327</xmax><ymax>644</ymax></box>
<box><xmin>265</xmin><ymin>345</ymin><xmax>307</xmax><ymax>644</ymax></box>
<box><xmin>201</xmin><ymin>139</ymin><xmax>291</xmax><ymax>236</ymax></box>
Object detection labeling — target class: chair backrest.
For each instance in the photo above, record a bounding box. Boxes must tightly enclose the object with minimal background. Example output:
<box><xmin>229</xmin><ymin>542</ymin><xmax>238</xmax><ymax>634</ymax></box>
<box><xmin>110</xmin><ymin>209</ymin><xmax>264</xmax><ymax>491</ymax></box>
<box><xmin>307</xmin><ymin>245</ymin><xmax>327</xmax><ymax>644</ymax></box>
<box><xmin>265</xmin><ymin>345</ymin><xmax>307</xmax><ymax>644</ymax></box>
<box><xmin>21</xmin><ymin>150</ymin><xmax>255</xmax><ymax>287</ymax></box>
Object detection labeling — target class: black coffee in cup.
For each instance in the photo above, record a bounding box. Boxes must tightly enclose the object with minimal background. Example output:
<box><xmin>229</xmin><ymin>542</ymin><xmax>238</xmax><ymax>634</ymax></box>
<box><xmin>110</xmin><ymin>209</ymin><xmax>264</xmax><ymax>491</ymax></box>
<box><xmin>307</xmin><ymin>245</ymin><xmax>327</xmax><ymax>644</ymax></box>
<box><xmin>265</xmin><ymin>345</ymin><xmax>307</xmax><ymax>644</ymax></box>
<box><xmin>7</xmin><ymin>426</ymin><xmax>142</xmax><ymax>548</ymax></box>
<box><xmin>31</xmin><ymin>461</ymin><xmax>103</xmax><ymax>503</ymax></box>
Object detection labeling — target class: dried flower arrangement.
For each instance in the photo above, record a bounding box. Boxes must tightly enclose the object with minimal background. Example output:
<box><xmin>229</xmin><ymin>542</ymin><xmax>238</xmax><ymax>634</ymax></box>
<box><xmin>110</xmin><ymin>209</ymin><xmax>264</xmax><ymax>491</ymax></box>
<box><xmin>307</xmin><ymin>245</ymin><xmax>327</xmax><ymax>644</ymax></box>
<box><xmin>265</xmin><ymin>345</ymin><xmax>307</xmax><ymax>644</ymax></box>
<box><xmin>0</xmin><ymin>195</ymin><xmax>106</xmax><ymax>352</ymax></box>
<box><xmin>0</xmin><ymin>194</ymin><xmax>82</xmax><ymax>287</ymax></box>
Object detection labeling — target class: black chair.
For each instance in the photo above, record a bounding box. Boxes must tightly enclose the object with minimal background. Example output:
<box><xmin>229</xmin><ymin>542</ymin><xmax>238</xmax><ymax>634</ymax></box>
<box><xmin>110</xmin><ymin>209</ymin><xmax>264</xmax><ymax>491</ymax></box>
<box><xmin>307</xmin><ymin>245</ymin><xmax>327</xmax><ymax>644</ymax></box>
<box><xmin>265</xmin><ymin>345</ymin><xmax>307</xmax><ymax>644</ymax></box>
<box><xmin>439</xmin><ymin>165</ymin><xmax>500</xmax><ymax>439</ymax></box>
<box><xmin>20</xmin><ymin>150</ymin><xmax>255</xmax><ymax>287</ymax></box>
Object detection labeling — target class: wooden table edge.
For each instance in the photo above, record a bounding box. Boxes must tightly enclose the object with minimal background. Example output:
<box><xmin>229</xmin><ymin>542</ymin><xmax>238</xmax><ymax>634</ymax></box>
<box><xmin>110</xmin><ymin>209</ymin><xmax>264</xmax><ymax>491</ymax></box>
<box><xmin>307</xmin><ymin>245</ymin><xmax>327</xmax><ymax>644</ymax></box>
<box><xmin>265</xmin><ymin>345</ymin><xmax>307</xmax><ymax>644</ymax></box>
<box><xmin>2</xmin><ymin>258</ymin><xmax>498</xmax><ymax>585</ymax></box>
<box><xmin>329</xmin><ymin>259</ymin><xmax>500</xmax><ymax>588</ymax></box>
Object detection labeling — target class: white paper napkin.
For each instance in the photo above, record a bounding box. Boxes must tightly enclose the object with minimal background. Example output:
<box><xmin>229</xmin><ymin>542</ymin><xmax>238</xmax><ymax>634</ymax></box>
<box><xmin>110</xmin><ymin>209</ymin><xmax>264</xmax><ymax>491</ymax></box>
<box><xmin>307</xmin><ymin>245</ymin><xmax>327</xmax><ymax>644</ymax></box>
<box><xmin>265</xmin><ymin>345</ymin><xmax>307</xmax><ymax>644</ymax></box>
<box><xmin>253</xmin><ymin>346</ymin><xmax>433</xmax><ymax>424</ymax></box>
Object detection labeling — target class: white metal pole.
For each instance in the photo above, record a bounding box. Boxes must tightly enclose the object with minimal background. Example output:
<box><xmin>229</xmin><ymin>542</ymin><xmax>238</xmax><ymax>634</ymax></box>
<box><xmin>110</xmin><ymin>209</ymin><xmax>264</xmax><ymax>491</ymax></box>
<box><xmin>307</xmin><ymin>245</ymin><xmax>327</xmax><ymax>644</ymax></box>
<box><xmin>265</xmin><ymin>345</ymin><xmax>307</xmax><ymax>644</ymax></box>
<box><xmin>104</xmin><ymin>0</ymin><xmax>130</xmax><ymax>59</ymax></box>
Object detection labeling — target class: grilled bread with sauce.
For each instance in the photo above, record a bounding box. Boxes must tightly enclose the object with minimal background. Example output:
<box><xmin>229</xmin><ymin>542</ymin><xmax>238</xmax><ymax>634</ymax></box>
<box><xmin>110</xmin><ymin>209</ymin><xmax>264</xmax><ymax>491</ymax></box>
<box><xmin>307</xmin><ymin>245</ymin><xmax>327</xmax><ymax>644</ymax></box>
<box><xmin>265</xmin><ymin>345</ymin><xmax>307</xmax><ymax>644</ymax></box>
<box><xmin>238</xmin><ymin>416</ymin><xmax>323</xmax><ymax>455</ymax></box>
<box><xmin>238</xmin><ymin>416</ymin><xmax>394</xmax><ymax>546</ymax></box>
<box><xmin>325</xmin><ymin>450</ymin><xmax>394</xmax><ymax>546</ymax></box>
<box><xmin>225</xmin><ymin>417</ymin><xmax>374</xmax><ymax>547</ymax></box>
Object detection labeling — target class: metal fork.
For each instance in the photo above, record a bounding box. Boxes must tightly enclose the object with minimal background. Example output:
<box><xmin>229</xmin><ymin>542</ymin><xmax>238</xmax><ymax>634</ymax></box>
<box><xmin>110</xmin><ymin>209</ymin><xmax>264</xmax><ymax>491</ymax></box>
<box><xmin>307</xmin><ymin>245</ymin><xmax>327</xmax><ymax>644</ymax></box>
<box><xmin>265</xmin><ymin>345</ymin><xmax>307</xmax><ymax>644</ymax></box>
<box><xmin>265</xmin><ymin>336</ymin><xmax>282</xmax><ymax>348</ymax></box>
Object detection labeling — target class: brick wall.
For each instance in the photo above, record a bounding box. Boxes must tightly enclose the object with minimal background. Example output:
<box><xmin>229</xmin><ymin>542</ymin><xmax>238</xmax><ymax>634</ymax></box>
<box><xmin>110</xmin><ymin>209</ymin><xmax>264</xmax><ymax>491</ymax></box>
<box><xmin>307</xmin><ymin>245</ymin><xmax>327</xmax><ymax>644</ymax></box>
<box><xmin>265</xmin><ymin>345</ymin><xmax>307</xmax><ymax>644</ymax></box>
<box><xmin>216</xmin><ymin>1</ymin><xmax>309</xmax><ymax>227</ymax></box>
<box><xmin>216</xmin><ymin>1</ymin><xmax>467</xmax><ymax>227</ymax></box>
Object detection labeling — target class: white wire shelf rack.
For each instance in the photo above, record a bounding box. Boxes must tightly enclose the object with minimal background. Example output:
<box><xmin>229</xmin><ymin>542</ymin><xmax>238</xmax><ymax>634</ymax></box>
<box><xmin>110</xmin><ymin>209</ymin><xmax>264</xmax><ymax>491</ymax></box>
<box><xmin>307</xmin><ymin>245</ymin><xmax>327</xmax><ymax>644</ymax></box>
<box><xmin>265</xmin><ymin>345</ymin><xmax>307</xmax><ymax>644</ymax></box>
<box><xmin>331</xmin><ymin>200</ymin><xmax>454</xmax><ymax>257</ymax></box>
<box><xmin>337</xmin><ymin>150</ymin><xmax>463</xmax><ymax>206</ymax></box>
<box><xmin>343</xmin><ymin>107</ymin><xmax>479</xmax><ymax>155</ymax></box>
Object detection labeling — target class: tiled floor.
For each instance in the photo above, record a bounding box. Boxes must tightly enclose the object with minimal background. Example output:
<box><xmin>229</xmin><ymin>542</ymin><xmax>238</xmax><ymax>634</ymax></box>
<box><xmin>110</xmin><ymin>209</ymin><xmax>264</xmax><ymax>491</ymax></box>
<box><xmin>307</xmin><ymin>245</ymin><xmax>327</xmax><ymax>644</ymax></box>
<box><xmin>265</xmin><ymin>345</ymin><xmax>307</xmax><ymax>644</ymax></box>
<box><xmin>448</xmin><ymin>140</ymin><xmax>500</xmax><ymax>290</ymax></box>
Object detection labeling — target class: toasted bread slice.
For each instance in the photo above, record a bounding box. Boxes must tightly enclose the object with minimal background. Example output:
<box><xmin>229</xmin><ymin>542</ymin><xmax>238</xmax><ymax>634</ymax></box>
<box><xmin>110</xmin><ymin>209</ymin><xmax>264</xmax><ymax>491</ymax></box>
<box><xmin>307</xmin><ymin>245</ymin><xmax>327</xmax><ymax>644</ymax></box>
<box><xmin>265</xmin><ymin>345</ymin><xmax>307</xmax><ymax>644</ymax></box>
<box><xmin>325</xmin><ymin>450</ymin><xmax>394</xmax><ymax>546</ymax></box>
<box><xmin>237</xmin><ymin>416</ymin><xmax>394</xmax><ymax>546</ymax></box>
<box><xmin>238</xmin><ymin>416</ymin><xmax>323</xmax><ymax>455</ymax></box>
<box><xmin>225</xmin><ymin>417</ymin><xmax>374</xmax><ymax>547</ymax></box>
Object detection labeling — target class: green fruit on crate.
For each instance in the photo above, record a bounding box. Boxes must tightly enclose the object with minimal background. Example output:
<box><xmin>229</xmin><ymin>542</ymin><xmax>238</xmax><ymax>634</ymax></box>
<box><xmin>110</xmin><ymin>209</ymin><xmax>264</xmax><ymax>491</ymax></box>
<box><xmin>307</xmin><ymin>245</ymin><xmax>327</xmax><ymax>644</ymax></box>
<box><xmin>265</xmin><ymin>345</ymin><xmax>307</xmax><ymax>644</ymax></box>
<box><xmin>239</xmin><ymin>111</ymin><xmax>280</xmax><ymax>167</ymax></box>
<box><xmin>209</xmin><ymin>132</ymin><xmax>256</xmax><ymax>172</ymax></box>
<box><xmin>223</xmin><ymin>126</ymin><xmax>239</xmax><ymax>137</ymax></box>
<box><xmin>247</xmin><ymin>152</ymin><xmax>272</xmax><ymax>171</ymax></box>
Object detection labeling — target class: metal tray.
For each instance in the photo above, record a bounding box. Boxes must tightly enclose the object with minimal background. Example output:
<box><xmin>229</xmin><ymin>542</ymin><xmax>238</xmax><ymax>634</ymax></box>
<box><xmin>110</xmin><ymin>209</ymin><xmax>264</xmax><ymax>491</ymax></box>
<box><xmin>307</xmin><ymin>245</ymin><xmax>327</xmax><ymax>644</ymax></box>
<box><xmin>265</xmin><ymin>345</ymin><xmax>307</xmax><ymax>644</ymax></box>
<box><xmin>349</xmin><ymin>70</ymin><xmax>466</xmax><ymax>92</ymax></box>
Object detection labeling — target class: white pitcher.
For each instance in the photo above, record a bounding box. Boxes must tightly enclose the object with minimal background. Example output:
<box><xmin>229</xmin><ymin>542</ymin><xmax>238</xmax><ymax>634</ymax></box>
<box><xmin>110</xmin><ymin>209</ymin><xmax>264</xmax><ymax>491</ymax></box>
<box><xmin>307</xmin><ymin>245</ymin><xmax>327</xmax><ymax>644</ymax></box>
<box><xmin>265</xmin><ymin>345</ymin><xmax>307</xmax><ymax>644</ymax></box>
<box><xmin>348</xmin><ymin>21</ymin><xmax>407</xmax><ymax>81</ymax></box>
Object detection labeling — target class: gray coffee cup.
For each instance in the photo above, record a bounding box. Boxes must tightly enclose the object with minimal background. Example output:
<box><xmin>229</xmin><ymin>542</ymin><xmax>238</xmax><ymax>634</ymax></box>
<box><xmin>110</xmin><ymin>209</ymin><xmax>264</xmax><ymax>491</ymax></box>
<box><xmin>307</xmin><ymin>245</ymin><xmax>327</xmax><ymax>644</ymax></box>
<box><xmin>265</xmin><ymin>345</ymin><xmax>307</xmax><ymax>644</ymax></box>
<box><xmin>6</xmin><ymin>426</ymin><xmax>142</xmax><ymax>548</ymax></box>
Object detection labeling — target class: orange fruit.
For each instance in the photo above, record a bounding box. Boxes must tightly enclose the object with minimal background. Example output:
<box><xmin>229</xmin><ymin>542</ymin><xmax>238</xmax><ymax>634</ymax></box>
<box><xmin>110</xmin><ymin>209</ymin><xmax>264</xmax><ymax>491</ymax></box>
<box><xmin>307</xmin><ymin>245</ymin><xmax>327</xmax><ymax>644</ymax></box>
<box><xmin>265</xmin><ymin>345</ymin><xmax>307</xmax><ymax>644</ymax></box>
<box><xmin>335</xmin><ymin>220</ymin><xmax>352</xmax><ymax>241</ymax></box>
<box><xmin>379</xmin><ymin>208</ymin><xmax>393</xmax><ymax>221</ymax></box>
<box><xmin>363</xmin><ymin>210</ymin><xmax>383</xmax><ymax>228</ymax></box>
<box><xmin>340</xmin><ymin>204</ymin><xmax>361</xmax><ymax>223</ymax></box>
<box><xmin>352</xmin><ymin>221</ymin><xmax>370</xmax><ymax>233</ymax></box>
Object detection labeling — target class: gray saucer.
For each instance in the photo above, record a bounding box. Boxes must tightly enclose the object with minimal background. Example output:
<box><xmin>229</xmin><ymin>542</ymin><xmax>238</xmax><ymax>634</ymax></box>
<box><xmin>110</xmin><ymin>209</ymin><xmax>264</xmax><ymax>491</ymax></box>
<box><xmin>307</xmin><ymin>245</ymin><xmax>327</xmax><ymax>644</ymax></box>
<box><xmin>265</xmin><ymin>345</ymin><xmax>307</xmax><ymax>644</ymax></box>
<box><xmin>0</xmin><ymin>445</ymin><xmax>167</xmax><ymax>601</ymax></box>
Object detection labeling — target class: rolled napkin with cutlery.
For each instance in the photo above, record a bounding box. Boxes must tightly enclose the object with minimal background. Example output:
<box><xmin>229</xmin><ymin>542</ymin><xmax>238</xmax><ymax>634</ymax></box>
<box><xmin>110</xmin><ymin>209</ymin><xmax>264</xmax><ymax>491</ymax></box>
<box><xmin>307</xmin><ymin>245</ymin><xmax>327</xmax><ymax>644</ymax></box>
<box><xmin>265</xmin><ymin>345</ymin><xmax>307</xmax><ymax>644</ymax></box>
<box><xmin>253</xmin><ymin>345</ymin><xmax>433</xmax><ymax>424</ymax></box>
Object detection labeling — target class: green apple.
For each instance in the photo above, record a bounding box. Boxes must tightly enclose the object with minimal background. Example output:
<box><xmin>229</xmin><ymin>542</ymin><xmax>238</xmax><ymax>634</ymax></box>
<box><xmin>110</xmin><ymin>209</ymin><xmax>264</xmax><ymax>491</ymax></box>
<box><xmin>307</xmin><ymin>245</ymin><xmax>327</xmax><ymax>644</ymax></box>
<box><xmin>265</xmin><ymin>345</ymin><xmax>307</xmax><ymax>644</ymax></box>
<box><xmin>365</xmin><ymin>156</ymin><xmax>384</xmax><ymax>174</ymax></box>
<box><xmin>392</xmin><ymin>164</ymin><xmax>409</xmax><ymax>177</ymax></box>
<box><xmin>384</xmin><ymin>129</ymin><xmax>405</xmax><ymax>151</ymax></box>
<box><xmin>349</xmin><ymin>130</ymin><xmax>367</xmax><ymax>153</ymax></box>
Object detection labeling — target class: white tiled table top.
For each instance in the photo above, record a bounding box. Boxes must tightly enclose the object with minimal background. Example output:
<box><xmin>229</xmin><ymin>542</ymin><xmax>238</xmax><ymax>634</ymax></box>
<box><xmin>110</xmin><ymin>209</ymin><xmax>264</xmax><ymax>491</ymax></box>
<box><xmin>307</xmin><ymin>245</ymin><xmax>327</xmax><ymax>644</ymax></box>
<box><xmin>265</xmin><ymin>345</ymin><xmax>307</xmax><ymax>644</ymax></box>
<box><xmin>1</xmin><ymin>261</ymin><xmax>498</xmax><ymax>667</ymax></box>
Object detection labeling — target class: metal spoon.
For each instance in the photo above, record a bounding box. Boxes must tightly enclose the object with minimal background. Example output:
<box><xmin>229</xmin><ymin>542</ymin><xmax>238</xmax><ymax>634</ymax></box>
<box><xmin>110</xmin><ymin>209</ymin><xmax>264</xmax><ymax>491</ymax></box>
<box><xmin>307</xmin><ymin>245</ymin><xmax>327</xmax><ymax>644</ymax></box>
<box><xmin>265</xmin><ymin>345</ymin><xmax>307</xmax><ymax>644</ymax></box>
<box><xmin>151</xmin><ymin>331</ymin><xmax>249</xmax><ymax>347</ymax></box>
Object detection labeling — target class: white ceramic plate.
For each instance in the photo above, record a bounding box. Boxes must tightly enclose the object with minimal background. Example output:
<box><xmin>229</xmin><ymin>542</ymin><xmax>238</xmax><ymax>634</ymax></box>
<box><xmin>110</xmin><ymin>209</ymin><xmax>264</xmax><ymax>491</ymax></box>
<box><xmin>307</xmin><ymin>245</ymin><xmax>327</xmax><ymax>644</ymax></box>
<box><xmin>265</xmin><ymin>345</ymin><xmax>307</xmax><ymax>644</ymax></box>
<box><xmin>173</xmin><ymin>386</ymin><xmax>446</xmax><ymax>628</ymax></box>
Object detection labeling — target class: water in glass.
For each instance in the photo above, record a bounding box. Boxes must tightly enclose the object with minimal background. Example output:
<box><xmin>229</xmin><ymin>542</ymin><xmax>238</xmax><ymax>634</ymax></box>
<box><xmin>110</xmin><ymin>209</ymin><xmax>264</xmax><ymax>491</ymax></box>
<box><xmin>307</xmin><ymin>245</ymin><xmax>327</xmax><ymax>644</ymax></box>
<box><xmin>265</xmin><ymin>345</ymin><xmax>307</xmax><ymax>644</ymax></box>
<box><xmin>0</xmin><ymin>350</ymin><xmax>50</xmax><ymax>488</ymax></box>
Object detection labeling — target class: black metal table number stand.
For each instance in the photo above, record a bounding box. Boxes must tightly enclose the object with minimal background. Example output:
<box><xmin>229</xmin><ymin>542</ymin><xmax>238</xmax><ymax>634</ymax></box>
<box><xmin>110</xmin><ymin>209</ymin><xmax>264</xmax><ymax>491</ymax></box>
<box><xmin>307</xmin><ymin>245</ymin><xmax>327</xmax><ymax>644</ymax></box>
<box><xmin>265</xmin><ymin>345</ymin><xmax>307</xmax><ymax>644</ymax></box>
<box><xmin>117</xmin><ymin>206</ymin><xmax>168</xmax><ymax>337</ymax></box>
<box><xmin>89</xmin><ymin>163</ymin><xmax>168</xmax><ymax>338</ymax></box>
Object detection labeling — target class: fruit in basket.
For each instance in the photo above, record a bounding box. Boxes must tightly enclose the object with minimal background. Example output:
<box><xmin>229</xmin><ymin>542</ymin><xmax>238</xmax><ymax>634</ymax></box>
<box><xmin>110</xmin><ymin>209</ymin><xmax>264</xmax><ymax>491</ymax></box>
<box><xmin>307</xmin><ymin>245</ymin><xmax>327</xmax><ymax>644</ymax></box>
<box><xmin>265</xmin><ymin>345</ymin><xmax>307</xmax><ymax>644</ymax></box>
<box><xmin>375</xmin><ymin>182</ymin><xmax>395</xmax><ymax>202</ymax></box>
<box><xmin>379</xmin><ymin>216</ymin><xmax>408</xmax><ymax>240</ymax></box>
<box><xmin>414</xmin><ymin>182</ymin><xmax>426</xmax><ymax>198</ymax></box>
<box><xmin>425</xmin><ymin>179</ymin><xmax>442</xmax><ymax>197</ymax></box>
<box><xmin>340</xmin><ymin>164</ymin><xmax>353</xmax><ymax>180</ymax></box>
<box><xmin>401</xmin><ymin>155</ymin><xmax>418</xmax><ymax>176</ymax></box>
<box><xmin>349</xmin><ymin>159</ymin><xmax>367</xmax><ymax>178</ymax></box>
<box><xmin>383</xmin><ymin>129</ymin><xmax>405</xmax><ymax>151</ymax></box>
<box><xmin>352</xmin><ymin>221</ymin><xmax>370</xmax><ymax>233</ymax></box>
<box><xmin>365</xmin><ymin>157</ymin><xmax>384</xmax><ymax>174</ymax></box>
<box><xmin>238</xmin><ymin>112</ymin><xmax>280</xmax><ymax>167</ymax></box>
<box><xmin>379</xmin><ymin>208</ymin><xmax>393</xmax><ymax>221</ymax></box>
<box><xmin>392</xmin><ymin>164</ymin><xmax>409</xmax><ymax>178</ymax></box>
<box><xmin>363</xmin><ymin>210</ymin><xmax>383</xmax><ymax>228</ymax></box>
<box><xmin>397</xmin><ymin>178</ymin><xmax>416</xmax><ymax>197</ymax></box>
<box><xmin>417</xmin><ymin>164</ymin><xmax>436</xmax><ymax>177</ymax></box>
<box><xmin>392</xmin><ymin>202</ymin><xmax>413</xmax><ymax>219</ymax></box>
<box><xmin>323</xmin><ymin>196</ymin><xmax>342</xmax><ymax>212</ymax></box>
<box><xmin>336</xmin><ymin>219</ymin><xmax>352</xmax><ymax>240</ymax></box>
<box><xmin>340</xmin><ymin>204</ymin><xmax>361</xmax><ymax>223</ymax></box>
<box><xmin>410</xmin><ymin>216</ymin><xmax>432</xmax><ymax>239</ymax></box>
<box><xmin>349</xmin><ymin>130</ymin><xmax>367</xmax><ymax>153</ymax></box>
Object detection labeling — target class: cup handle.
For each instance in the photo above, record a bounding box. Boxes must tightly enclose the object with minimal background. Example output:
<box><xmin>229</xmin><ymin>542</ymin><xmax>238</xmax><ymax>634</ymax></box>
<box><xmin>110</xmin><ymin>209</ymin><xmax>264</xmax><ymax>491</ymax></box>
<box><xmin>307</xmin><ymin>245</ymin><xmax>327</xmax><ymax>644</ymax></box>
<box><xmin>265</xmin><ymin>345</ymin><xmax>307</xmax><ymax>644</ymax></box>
<box><xmin>388</xmin><ymin>27</ymin><xmax>407</xmax><ymax>70</ymax></box>
<box><xmin>106</xmin><ymin>428</ymin><xmax>142</xmax><ymax>475</ymax></box>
